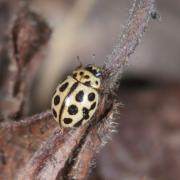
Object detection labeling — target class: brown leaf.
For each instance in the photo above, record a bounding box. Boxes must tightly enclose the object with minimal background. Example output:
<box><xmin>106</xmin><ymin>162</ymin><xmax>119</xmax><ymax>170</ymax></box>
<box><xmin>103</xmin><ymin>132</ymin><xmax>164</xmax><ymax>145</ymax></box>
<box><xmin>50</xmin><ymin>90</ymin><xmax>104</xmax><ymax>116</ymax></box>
<box><xmin>0</xmin><ymin>111</ymin><xmax>55</xmax><ymax>179</ymax></box>
<box><xmin>1</xmin><ymin>6</ymin><xmax>51</xmax><ymax>119</ymax></box>
<box><xmin>11</xmin><ymin>7</ymin><xmax>51</xmax><ymax>68</ymax></box>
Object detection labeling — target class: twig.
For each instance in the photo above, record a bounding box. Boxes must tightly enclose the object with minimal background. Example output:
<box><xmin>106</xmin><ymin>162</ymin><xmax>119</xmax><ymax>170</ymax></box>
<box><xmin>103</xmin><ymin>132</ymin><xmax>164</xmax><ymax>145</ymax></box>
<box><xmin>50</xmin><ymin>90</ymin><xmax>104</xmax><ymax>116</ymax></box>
<box><xmin>104</xmin><ymin>0</ymin><xmax>156</xmax><ymax>91</ymax></box>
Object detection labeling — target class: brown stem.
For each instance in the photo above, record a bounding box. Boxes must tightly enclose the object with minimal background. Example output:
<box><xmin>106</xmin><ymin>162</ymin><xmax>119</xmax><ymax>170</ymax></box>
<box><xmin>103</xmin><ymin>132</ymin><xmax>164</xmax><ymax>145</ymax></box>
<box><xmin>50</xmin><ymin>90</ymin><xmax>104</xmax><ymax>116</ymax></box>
<box><xmin>104</xmin><ymin>0</ymin><xmax>156</xmax><ymax>91</ymax></box>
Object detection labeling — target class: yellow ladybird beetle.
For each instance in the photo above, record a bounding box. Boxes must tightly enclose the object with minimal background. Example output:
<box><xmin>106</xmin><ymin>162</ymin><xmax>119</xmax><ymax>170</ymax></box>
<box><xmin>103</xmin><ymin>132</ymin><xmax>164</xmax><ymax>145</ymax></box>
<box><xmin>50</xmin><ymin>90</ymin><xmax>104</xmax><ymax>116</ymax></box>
<box><xmin>51</xmin><ymin>64</ymin><xmax>102</xmax><ymax>128</ymax></box>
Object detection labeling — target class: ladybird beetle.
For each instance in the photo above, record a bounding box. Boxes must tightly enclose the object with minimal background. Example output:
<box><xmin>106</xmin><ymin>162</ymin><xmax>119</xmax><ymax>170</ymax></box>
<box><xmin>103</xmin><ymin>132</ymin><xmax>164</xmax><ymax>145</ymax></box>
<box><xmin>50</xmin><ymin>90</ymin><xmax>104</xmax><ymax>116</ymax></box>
<box><xmin>51</xmin><ymin>64</ymin><xmax>102</xmax><ymax>128</ymax></box>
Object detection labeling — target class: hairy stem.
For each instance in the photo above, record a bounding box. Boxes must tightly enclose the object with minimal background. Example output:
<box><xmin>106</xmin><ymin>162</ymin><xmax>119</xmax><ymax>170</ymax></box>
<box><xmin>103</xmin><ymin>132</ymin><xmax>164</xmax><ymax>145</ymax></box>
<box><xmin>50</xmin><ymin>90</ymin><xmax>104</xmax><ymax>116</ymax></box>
<box><xmin>104</xmin><ymin>0</ymin><xmax>156</xmax><ymax>91</ymax></box>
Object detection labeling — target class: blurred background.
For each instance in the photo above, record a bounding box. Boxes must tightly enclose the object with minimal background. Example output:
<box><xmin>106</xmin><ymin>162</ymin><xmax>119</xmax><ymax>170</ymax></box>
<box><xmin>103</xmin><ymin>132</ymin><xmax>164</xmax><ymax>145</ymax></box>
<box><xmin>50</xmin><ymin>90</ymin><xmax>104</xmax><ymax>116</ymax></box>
<box><xmin>0</xmin><ymin>0</ymin><xmax>180</xmax><ymax>179</ymax></box>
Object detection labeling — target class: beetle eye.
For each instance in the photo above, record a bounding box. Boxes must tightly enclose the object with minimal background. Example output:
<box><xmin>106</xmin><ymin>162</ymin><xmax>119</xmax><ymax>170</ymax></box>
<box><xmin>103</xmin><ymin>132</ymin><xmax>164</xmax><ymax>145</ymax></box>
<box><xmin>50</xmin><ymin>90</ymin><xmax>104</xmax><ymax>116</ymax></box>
<box><xmin>85</xmin><ymin>64</ymin><xmax>102</xmax><ymax>77</ymax></box>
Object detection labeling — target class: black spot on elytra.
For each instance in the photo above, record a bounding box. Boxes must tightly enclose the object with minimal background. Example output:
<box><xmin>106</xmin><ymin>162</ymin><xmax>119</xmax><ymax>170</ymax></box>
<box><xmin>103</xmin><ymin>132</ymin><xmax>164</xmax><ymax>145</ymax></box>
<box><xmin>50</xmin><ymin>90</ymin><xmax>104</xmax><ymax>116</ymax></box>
<box><xmin>54</xmin><ymin>95</ymin><xmax>60</xmax><ymax>105</ymax></box>
<box><xmin>63</xmin><ymin>118</ymin><xmax>73</xmax><ymax>124</ymax></box>
<box><xmin>52</xmin><ymin>109</ymin><xmax>57</xmax><ymax>118</ymax></box>
<box><xmin>75</xmin><ymin>90</ymin><xmax>84</xmax><ymax>102</ymax></box>
<box><xmin>59</xmin><ymin>82</ymin><xmax>69</xmax><ymax>92</ymax></box>
<box><xmin>88</xmin><ymin>92</ymin><xmax>95</xmax><ymax>101</ymax></box>
<box><xmin>73</xmin><ymin>73</ymin><xmax>77</xmax><ymax>79</ymax></box>
<box><xmin>90</xmin><ymin>102</ymin><xmax>96</xmax><ymax>110</ymax></box>
<box><xmin>59</xmin><ymin>82</ymin><xmax>78</xmax><ymax>121</ymax></box>
<box><xmin>73</xmin><ymin>120</ymin><xmax>83</xmax><ymax>127</ymax></box>
<box><xmin>95</xmin><ymin>81</ymin><xmax>98</xmax><ymax>85</ymax></box>
<box><xmin>68</xmin><ymin>105</ymin><xmax>78</xmax><ymax>115</ymax></box>
<box><xmin>80</xmin><ymin>71</ymin><xmax>84</xmax><ymax>76</ymax></box>
<box><xmin>84</xmin><ymin>81</ymin><xmax>91</xmax><ymax>86</ymax></box>
<box><xmin>83</xmin><ymin>107</ymin><xmax>89</xmax><ymax>120</ymax></box>
<box><xmin>84</xmin><ymin>75</ymin><xmax>89</xmax><ymax>79</ymax></box>
<box><xmin>70</xmin><ymin>82</ymin><xmax>78</xmax><ymax>92</ymax></box>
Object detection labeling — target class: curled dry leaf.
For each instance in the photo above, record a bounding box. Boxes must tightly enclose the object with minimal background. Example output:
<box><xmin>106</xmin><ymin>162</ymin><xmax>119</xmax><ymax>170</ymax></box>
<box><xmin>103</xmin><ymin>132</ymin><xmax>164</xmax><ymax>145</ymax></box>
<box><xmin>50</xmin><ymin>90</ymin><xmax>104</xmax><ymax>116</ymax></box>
<box><xmin>1</xmin><ymin>6</ymin><xmax>51</xmax><ymax>119</ymax></box>
<box><xmin>11</xmin><ymin>6</ymin><xmax>51</xmax><ymax>68</ymax></box>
